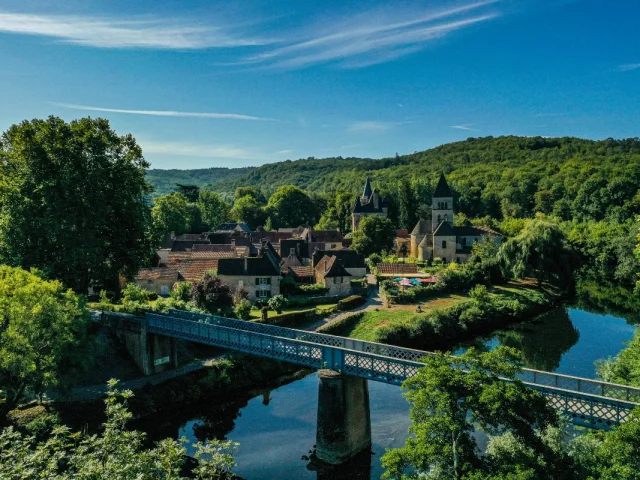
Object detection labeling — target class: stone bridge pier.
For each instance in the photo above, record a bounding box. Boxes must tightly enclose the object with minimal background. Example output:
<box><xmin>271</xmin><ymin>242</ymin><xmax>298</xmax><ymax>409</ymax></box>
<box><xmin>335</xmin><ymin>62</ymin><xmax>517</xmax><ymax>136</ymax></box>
<box><xmin>103</xmin><ymin>313</ymin><xmax>178</xmax><ymax>376</ymax></box>
<box><xmin>315</xmin><ymin>369</ymin><xmax>372</xmax><ymax>465</ymax></box>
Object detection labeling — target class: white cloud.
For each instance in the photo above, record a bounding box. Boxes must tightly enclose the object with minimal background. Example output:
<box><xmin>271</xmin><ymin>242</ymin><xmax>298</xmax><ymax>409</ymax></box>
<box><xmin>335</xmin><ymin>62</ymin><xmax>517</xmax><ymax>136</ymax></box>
<box><xmin>450</xmin><ymin>124</ymin><xmax>481</xmax><ymax>131</ymax></box>
<box><xmin>276</xmin><ymin>149</ymin><xmax>292</xmax><ymax>154</ymax></box>
<box><xmin>618</xmin><ymin>63</ymin><xmax>640</xmax><ymax>72</ymax></box>
<box><xmin>140</xmin><ymin>139</ymin><xmax>266</xmax><ymax>160</ymax></box>
<box><xmin>0</xmin><ymin>11</ymin><xmax>273</xmax><ymax>49</ymax></box>
<box><xmin>51</xmin><ymin>102</ymin><xmax>274</xmax><ymax>121</ymax></box>
<box><xmin>347</xmin><ymin>121</ymin><xmax>394</xmax><ymax>132</ymax></box>
<box><xmin>242</xmin><ymin>1</ymin><xmax>500</xmax><ymax>69</ymax></box>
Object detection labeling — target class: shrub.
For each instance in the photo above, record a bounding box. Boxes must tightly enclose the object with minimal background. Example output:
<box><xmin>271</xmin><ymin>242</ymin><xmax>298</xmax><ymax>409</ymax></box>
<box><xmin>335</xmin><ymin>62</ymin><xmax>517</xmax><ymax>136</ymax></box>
<box><xmin>296</xmin><ymin>284</ymin><xmax>329</xmax><ymax>295</ymax></box>
<box><xmin>350</xmin><ymin>277</ymin><xmax>368</xmax><ymax>288</ymax></box>
<box><xmin>268</xmin><ymin>294</ymin><xmax>288</xmax><ymax>313</ymax></box>
<box><xmin>233</xmin><ymin>287</ymin><xmax>249</xmax><ymax>305</ymax></box>
<box><xmin>338</xmin><ymin>295</ymin><xmax>366</xmax><ymax>311</ymax></box>
<box><xmin>170</xmin><ymin>281</ymin><xmax>192</xmax><ymax>302</ymax></box>
<box><xmin>234</xmin><ymin>299</ymin><xmax>252</xmax><ymax>320</ymax></box>
<box><xmin>122</xmin><ymin>283</ymin><xmax>152</xmax><ymax>304</ymax></box>
<box><xmin>190</xmin><ymin>274</ymin><xmax>232</xmax><ymax>313</ymax></box>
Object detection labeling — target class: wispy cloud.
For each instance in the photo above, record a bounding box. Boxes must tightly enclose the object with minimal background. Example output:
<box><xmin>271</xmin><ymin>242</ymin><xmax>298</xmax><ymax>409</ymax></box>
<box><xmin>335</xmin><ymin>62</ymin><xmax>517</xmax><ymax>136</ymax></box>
<box><xmin>0</xmin><ymin>11</ymin><xmax>273</xmax><ymax>49</ymax></box>
<box><xmin>276</xmin><ymin>149</ymin><xmax>292</xmax><ymax>155</ymax></box>
<box><xmin>450</xmin><ymin>124</ymin><xmax>481</xmax><ymax>131</ymax></box>
<box><xmin>140</xmin><ymin>139</ymin><xmax>266</xmax><ymax>160</ymax></box>
<box><xmin>618</xmin><ymin>63</ymin><xmax>640</xmax><ymax>72</ymax></box>
<box><xmin>51</xmin><ymin>102</ymin><xmax>274</xmax><ymax>121</ymax></box>
<box><xmin>347</xmin><ymin>121</ymin><xmax>409</xmax><ymax>132</ymax></box>
<box><xmin>241</xmin><ymin>1</ymin><xmax>500</xmax><ymax>69</ymax></box>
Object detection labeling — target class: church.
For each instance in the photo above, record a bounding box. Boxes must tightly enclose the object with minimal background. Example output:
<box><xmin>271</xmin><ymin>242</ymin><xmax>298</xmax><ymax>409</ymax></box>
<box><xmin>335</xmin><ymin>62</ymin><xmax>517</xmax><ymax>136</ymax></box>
<box><xmin>410</xmin><ymin>173</ymin><xmax>501</xmax><ymax>263</ymax></box>
<box><xmin>351</xmin><ymin>177</ymin><xmax>388</xmax><ymax>231</ymax></box>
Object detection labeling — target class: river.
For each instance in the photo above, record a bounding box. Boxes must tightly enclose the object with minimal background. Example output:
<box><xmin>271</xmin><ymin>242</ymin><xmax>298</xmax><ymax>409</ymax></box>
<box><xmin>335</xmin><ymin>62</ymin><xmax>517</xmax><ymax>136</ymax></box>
<box><xmin>167</xmin><ymin>306</ymin><xmax>636</xmax><ymax>479</ymax></box>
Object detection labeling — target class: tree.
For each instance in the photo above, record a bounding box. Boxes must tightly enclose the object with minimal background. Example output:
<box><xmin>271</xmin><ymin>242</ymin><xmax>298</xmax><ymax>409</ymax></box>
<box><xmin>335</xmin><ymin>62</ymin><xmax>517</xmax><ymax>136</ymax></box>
<box><xmin>175</xmin><ymin>183</ymin><xmax>201</xmax><ymax>202</ymax></box>
<box><xmin>266</xmin><ymin>185</ymin><xmax>319</xmax><ymax>228</ymax></box>
<box><xmin>351</xmin><ymin>215</ymin><xmax>395</xmax><ymax>257</ymax></box>
<box><xmin>267</xmin><ymin>294</ymin><xmax>288</xmax><ymax>314</ymax></box>
<box><xmin>0</xmin><ymin>266</ymin><xmax>91</xmax><ymax>416</ymax></box>
<box><xmin>398</xmin><ymin>179</ymin><xmax>417</xmax><ymax>230</ymax></box>
<box><xmin>190</xmin><ymin>274</ymin><xmax>233</xmax><ymax>313</ymax></box>
<box><xmin>0</xmin><ymin>116</ymin><xmax>154</xmax><ymax>292</ymax></box>
<box><xmin>198</xmin><ymin>190</ymin><xmax>230</xmax><ymax>231</ymax></box>
<box><xmin>382</xmin><ymin>347</ymin><xmax>560</xmax><ymax>480</ymax></box>
<box><xmin>498</xmin><ymin>216</ymin><xmax>577</xmax><ymax>287</ymax></box>
<box><xmin>234</xmin><ymin>186</ymin><xmax>266</xmax><ymax>204</ymax></box>
<box><xmin>152</xmin><ymin>192</ymin><xmax>192</xmax><ymax>238</ymax></box>
<box><xmin>230</xmin><ymin>195</ymin><xmax>266</xmax><ymax>230</ymax></box>
<box><xmin>0</xmin><ymin>380</ymin><xmax>238</xmax><ymax>479</ymax></box>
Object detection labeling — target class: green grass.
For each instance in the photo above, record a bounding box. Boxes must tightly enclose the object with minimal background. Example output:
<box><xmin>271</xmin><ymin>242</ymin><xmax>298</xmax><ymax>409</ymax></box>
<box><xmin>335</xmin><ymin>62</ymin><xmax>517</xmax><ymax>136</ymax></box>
<box><xmin>348</xmin><ymin>293</ymin><xmax>468</xmax><ymax>341</ymax></box>
<box><xmin>249</xmin><ymin>303</ymin><xmax>337</xmax><ymax>319</ymax></box>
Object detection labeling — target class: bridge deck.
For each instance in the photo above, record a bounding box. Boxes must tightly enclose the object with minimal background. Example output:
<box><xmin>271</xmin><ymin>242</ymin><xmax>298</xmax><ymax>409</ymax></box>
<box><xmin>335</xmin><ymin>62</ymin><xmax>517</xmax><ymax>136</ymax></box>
<box><xmin>99</xmin><ymin>310</ymin><xmax>640</xmax><ymax>430</ymax></box>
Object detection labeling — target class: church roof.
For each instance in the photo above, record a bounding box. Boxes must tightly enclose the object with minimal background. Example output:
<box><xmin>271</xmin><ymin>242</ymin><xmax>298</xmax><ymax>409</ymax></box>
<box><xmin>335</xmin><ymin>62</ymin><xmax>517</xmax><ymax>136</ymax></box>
<box><xmin>362</xmin><ymin>177</ymin><xmax>373</xmax><ymax>198</ymax></box>
<box><xmin>434</xmin><ymin>221</ymin><xmax>456</xmax><ymax>236</ymax></box>
<box><xmin>411</xmin><ymin>219</ymin><xmax>431</xmax><ymax>235</ymax></box>
<box><xmin>453</xmin><ymin>225</ymin><xmax>502</xmax><ymax>236</ymax></box>
<box><xmin>433</xmin><ymin>173</ymin><xmax>452</xmax><ymax>198</ymax></box>
<box><xmin>418</xmin><ymin>235</ymin><xmax>430</xmax><ymax>247</ymax></box>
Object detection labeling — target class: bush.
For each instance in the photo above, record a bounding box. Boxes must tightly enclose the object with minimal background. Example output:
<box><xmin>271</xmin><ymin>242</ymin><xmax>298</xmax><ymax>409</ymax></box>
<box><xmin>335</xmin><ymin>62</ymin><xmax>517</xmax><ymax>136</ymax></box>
<box><xmin>268</xmin><ymin>294</ymin><xmax>288</xmax><ymax>313</ymax></box>
<box><xmin>122</xmin><ymin>283</ymin><xmax>152</xmax><ymax>303</ymax></box>
<box><xmin>350</xmin><ymin>277</ymin><xmax>368</xmax><ymax>288</ymax></box>
<box><xmin>170</xmin><ymin>281</ymin><xmax>192</xmax><ymax>302</ymax></box>
<box><xmin>296</xmin><ymin>284</ymin><xmax>329</xmax><ymax>295</ymax></box>
<box><xmin>338</xmin><ymin>295</ymin><xmax>366</xmax><ymax>311</ymax></box>
<box><xmin>190</xmin><ymin>274</ymin><xmax>232</xmax><ymax>313</ymax></box>
<box><xmin>234</xmin><ymin>299</ymin><xmax>252</xmax><ymax>320</ymax></box>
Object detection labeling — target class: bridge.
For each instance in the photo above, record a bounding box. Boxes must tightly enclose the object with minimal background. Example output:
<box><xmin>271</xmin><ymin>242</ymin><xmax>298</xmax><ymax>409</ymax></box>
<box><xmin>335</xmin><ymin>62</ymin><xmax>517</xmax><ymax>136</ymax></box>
<box><xmin>96</xmin><ymin>308</ymin><xmax>640</xmax><ymax>465</ymax></box>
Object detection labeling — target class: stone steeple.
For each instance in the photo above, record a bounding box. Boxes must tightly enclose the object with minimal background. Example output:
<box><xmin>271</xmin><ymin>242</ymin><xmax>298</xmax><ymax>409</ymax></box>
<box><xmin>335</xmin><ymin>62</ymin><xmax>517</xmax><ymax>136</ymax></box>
<box><xmin>432</xmin><ymin>173</ymin><xmax>454</xmax><ymax>231</ymax></box>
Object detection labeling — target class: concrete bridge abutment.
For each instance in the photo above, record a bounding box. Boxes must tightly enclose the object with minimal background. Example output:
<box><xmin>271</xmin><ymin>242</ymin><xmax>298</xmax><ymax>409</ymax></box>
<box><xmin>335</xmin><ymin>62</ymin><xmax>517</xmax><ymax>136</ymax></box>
<box><xmin>315</xmin><ymin>369</ymin><xmax>372</xmax><ymax>465</ymax></box>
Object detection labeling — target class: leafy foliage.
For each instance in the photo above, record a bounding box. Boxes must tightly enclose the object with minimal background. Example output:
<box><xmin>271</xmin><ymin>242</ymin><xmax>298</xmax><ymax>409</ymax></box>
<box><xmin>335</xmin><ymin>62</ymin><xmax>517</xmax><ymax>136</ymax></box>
<box><xmin>267</xmin><ymin>294</ymin><xmax>288</xmax><ymax>313</ymax></box>
<box><xmin>266</xmin><ymin>185</ymin><xmax>319</xmax><ymax>228</ymax></box>
<box><xmin>0</xmin><ymin>116</ymin><xmax>154</xmax><ymax>292</ymax></box>
<box><xmin>382</xmin><ymin>347</ymin><xmax>560</xmax><ymax>479</ymax></box>
<box><xmin>0</xmin><ymin>380</ymin><xmax>238</xmax><ymax>479</ymax></box>
<box><xmin>0</xmin><ymin>266</ymin><xmax>91</xmax><ymax>416</ymax></box>
<box><xmin>190</xmin><ymin>274</ymin><xmax>233</xmax><ymax>313</ymax></box>
<box><xmin>352</xmin><ymin>215</ymin><xmax>395</xmax><ymax>256</ymax></box>
<box><xmin>145</xmin><ymin>166</ymin><xmax>253</xmax><ymax>198</ymax></box>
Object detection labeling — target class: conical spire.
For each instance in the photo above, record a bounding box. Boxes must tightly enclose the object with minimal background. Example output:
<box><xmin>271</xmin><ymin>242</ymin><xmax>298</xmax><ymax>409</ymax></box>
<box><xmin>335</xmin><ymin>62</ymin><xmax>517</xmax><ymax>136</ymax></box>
<box><xmin>433</xmin><ymin>173</ymin><xmax>452</xmax><ymax>198</ymax></box>
<box><xmin>362</xmin><ymin>177</ymin><xmax>373</xmax><ymax>199</ymax></box>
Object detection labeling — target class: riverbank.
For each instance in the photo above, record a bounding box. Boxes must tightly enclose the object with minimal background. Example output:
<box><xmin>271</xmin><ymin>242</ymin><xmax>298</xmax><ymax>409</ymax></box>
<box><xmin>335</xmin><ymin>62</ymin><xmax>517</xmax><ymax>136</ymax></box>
<box><xmin>319</xmin><ymin>280</ymin><xmax>565</xmax><ymax>352</ymax></box>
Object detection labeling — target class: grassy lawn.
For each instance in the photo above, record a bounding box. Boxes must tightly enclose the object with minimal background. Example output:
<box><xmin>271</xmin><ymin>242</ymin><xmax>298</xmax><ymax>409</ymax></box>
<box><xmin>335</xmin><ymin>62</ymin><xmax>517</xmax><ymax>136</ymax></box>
<box><xmin>250</xmin><ymin>303</ymin><xmax>337</xmax><ymax>319</ymax></box>
<box><xmin>348</xmin><ymin>293</ymin><xmax>469</xmax><ymax>341</ymax></box>
<box><xmin>345</xmin><ymin>280</ymin><xmax>556</xmax><ymax>342</ymax></box>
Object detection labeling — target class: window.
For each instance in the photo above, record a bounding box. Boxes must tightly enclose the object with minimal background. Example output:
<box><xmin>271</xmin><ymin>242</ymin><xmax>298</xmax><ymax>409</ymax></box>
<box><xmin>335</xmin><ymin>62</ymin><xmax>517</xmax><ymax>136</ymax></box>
<box><xmin>255</xmin><ymin>277</ymin><xmax>271</xmax><ymax>286</ymax></box>
<box><xmin>462</xmin><ymin>238</ymin><xmax>466</xmax><ymax>246</ymax></box>
<box><xmin>444</xmin><ymin>214</ymin><xmax>448</xmax><ymax>222</ymax></box>
<box><xmin>257</xmin><ymin>289</ymin><xmax>271</xmax><ymax>299</ymax></box>
<box><xmin>442</xmin><ymin>240</ymin><xmax>447</xmax><ymax>248</ymax></box>
<box><xmin>336</xmin><ymin>277</ymin><xmax>342</xmax><ymax>284</ymax></box>
<box><xmin>444</xmin><ymin>202</ymin><xmax>448</xmax><ymax>209</ymax></box>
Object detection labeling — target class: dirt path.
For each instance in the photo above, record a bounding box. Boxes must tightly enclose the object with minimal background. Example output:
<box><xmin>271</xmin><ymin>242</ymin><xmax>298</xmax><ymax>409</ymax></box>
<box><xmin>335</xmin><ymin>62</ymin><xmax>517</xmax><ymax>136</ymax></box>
<box><xmin>303</xmin><ymin>284</ymin><xmax>383</xmax><ymax>331</ymax></box>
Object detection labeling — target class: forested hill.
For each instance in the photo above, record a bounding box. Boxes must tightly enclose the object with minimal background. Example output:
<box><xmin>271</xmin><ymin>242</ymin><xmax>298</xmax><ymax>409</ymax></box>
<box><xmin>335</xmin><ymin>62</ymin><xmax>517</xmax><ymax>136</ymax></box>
<box><xmin>204</xmin><ymin>136</ymin><xmax>640</xmax><ymax>196</ymax></box>
<box><xmin>145</xmin><ymin>166</ymin><xmax>254</xmax><ymax>197</ymax></box>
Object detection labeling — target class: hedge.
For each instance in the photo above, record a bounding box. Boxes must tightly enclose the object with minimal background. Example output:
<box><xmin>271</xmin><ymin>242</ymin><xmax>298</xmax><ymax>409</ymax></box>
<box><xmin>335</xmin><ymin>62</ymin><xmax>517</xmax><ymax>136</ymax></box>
<box><xmin>317</xmin><ymin>312</ymin><xmax>366</xmax><ymax>337</ymax></box>
<box><xmin>337</xmin><ymin>295</ymin><xmax>366</xmax><ymax>311</ymax></box>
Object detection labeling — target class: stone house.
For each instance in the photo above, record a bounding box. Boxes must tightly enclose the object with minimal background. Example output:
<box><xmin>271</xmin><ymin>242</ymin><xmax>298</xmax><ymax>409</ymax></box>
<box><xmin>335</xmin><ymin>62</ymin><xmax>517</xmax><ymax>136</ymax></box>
<box><xmin>217</xmin><ymin>255</ymin><xmax>281</xmax><ymax>301</ymax></box>
<box><xmin>134</xmin><ymin>267</ymin><xmax>181</xmax><ymax>296</ymax></box>
<box><xmin>312</xmin><ymin>249</ymin><xmax>366</xmax><ymax>278</ymax></box>
<box><xmin>352</xmin><ymin>177</ymin><xmax>388</xmax><ymax>231</ymax></box>
<box><xmin>315</xmin><ymin>256</ymin><xmax>352</xmax><ymax>295</ymax></box>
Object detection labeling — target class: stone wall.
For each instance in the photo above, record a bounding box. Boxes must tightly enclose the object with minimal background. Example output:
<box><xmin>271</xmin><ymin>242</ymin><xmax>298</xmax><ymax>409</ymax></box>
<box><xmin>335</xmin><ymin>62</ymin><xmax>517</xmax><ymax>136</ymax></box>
<box><xmin>218</xmin><ymin>274</ymin><xmax>281</xmax><ymax>301</ymax></box>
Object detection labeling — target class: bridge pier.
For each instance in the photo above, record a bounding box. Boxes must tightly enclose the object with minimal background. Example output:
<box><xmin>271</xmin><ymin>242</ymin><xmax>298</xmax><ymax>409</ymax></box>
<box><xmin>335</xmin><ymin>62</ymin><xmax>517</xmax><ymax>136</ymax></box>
<box><xmin>316</xmin><ymin>369</ymin><xmax>371</xmax><ymax>465</ymax></box>
<box><xmin>117</xmin><ymin>320</ymin><xmax>178</xmax><ymax>375</ymax></box>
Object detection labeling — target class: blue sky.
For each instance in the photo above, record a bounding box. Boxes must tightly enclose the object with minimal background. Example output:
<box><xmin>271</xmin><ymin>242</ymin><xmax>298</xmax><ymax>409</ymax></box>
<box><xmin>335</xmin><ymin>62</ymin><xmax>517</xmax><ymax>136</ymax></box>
<box><xmin>0</xmin><ymin>0</ymin><xmax>639</xmax><ymax>169</ymax></box>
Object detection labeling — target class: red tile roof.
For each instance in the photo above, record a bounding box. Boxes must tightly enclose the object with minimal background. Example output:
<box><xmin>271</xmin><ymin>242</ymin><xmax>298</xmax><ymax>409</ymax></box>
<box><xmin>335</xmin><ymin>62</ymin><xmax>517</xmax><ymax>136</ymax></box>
<box><xmin>376</xmin><ymin>263</ymin><xmax>418</xmax><ymax>275</ymax></box>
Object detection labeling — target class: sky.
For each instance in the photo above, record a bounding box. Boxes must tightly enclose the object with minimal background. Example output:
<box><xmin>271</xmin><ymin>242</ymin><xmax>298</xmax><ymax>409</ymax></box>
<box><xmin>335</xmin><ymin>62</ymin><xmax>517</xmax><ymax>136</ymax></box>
<box><xmin>0</xmin><ymin>0</ymin><xmax>639</xmax><ymax>169</ymax></box>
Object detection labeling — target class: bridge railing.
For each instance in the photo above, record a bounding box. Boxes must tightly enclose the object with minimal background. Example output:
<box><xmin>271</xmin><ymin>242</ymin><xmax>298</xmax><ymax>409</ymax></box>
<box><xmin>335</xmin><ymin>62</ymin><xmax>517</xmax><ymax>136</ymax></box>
<box><xmin>149</xmin><ymin>312</ymin><xmax>637</xmax><ymax>429</ymax></box>
<box><xmin>162</xmin><ymin>309</ymin><xmax>640</xmax><ymax>404</ymax></box>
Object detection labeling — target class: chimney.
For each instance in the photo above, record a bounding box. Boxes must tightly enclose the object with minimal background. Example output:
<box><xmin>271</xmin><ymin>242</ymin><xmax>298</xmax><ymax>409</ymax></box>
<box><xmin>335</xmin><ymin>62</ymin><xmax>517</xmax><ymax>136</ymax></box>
<box><xmin>244</xmin><ymin>256</ymin><xmax>248</xmax><ymax>274</ymax></box>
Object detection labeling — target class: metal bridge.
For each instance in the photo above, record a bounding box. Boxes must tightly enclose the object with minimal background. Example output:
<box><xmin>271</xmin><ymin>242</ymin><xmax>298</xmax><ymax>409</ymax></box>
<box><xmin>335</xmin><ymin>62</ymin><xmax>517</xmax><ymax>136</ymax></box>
<box><xmin>108</xmin><ymin>309</ymin><xmax>640</xmax><ymax>430</ymax></box>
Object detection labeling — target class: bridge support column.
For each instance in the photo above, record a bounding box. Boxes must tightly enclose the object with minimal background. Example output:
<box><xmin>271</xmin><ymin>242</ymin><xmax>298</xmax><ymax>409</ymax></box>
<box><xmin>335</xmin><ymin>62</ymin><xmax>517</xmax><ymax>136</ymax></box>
<box><xmin>119</xmin><ymin>322</ymin><xmax>178</xmax><ymax>376</ymax></box>
<box><xmin>316</xmin><ymin>369</ymin><xmax>371</xmax><ymax>465</ymax></box>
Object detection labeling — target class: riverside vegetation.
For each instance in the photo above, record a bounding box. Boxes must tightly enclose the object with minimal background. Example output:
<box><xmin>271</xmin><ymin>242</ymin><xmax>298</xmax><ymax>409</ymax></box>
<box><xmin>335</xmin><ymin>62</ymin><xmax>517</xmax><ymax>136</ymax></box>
<box><xmin>2</xmin><ymin>117</ymin><xmax>640</xmax><ymax>478</ymax></box>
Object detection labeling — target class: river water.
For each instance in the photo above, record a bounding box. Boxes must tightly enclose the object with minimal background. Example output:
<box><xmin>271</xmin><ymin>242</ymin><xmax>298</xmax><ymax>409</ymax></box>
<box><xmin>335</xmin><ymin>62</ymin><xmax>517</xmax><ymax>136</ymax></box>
<box><xmin>170</xmin><ymin>306</ymin><xmax>637</xmax><ymax>480</ymax></box>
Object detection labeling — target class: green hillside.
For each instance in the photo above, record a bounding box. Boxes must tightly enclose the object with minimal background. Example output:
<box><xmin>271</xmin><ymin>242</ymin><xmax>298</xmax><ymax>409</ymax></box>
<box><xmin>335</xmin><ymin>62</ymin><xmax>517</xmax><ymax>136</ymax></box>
<box><xmin>145</xmin><ymin>166</ymin><xmax>254</xmax><ymax>197</ymax></box>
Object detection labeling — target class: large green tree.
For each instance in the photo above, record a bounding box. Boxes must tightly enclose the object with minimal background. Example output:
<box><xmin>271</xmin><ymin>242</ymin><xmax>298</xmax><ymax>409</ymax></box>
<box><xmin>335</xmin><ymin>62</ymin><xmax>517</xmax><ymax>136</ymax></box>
<box><xmin>351</xmin><ymin>215</ymin><xmax>395</xmax><ymax>257</ymax></box>
<box><xmin>0</xmin><ymin>116</ymin><xmax>154</xmax><ymax>292</ymax></box>
<box><xmin>198</xmin><ymin>190</ymin><xmax>231</xmax><ymax>231</ymax></box>
<box><xmin>151</xmin><ymin>192</ymin><xmax>192</xmax><ymax>238</ymax></box>
<box><xmin>382</xmin><ymin>348</ymin><xmax>562</xmax><ymax>480</ymax></box>
<box><xmin>266</xmin><ymin>185</ymin><xmax>319</xmax><ymax>228</ymax></box>
<box><xmin>230</xmin><ymin>195</ymin><xmax>266</xmax><ymax>230</ymax></box>
<box><xmin>498</xmin><ymin>216</ymin><xmax>578</xmax><ymax>287</ymax></box>
<box><xmin>0</xmin><ymin>266</ymin><xmax>91</xmax><ymax>416</ymax></box>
